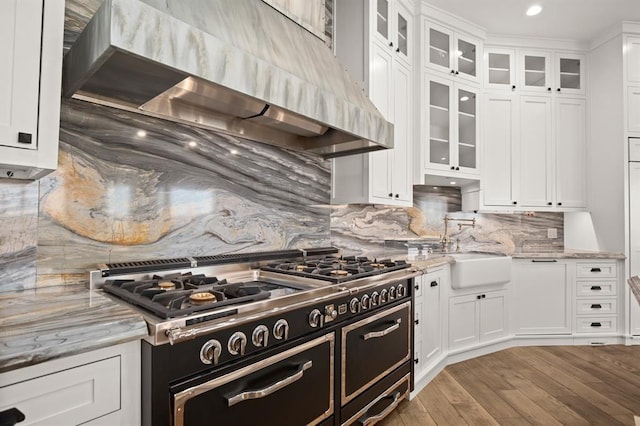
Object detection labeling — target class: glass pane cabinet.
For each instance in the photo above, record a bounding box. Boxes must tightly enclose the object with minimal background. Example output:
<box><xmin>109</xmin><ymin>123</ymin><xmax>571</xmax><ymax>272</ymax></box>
<box><xmin>376</xmin><ymin>0</ymin><xmax>389</xmax><ymax>40</ymax></box>
<box><xmin>397</xmin><ymin>14</ymin><xmax>408</xmax><ymax>56</ymax></box>
<box><xmin>425</xmin><ymin>22</ymin><xmax>480</xmax><ymax>84</ymax></box>
<box><xmin>429</xmin><ymin>80</ymin><xmax>450</xmax><ymax>165</ymax></box>
<box><xmin>457</xmin><ymin>88</ymin><xmax>476</xmax><ymax>169</ymax></box>
<box><xmin>486</xmin><ymin>50</ymin><xmax>514</xmax><ymax>88</ymax></box>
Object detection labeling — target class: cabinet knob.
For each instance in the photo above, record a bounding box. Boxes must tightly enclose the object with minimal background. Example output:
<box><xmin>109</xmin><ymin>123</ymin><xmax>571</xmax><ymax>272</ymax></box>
<box><xmin>18</xmin><ymin>132</ymin><xmax>32</xmax><ymax>144</ymax></box>
<box><xmin>455</xmin><ymin>166</ymin><xmax>460</xmax><ymax>171</ymax></box>
<box><xmin>451</xmin><ymin>166</ymin><xmax>455</xmax><ymax>170</ymax></box>
<box><xmin>477</xmin><ymin>295</ymin><xmax>482</xmax><ymax>299</ymax></box>
<box><xmin>512</xmin><ymin>201</ymin><xmax>517</xmax><ymax>205</ymax></box>
<box><xmin>557</xmin><ymin>88</ymin><xmax>561</xmax><ymax>92</ymax></box>
<box><xmin>481</xmin><ymin>294</ymin><xmax>486</xmax><ymax>298</ymax></box>
<box><xmin>511</xmin><ymin>85</ymin><xmax>516</xmax><ymax>90</ymax></box>
<box><xmin>557</xmin><ymin>202</ymin><xmax>562</xmax><ymax>206</ymax></box>
<box><xmin>451</xmin><ymin>69</ymin><xmax>456</xmax><ymax>74</ymax></box>
<box><xmin>395</xmin><ymin>194</ymin><xmax>399</xmax><ymax>198</ymax></box>
<box><xmin>547</xmin><ymin>202</ymin><xmax>552</xmax><ymax>205</ymax></box>
<box><xmin>414</xmin><ymin>358</ymin><xmax>419</xmax><ymax>364</ymax></box>
<box><xmin>547</xmin><ymin>87</ymin><xmax>552</xmax><ymax>91</ymax></box>
<box><xmin>389</xmin><ymin>41</ymin><xmax>394</xmax><ymax>47</ymax></box>
<box><xmin>396</xmin><ymin>47</ymin><xmax>400</xmax><ymax>53</ymax></box>
<box><xmin>455</xmin><ymin>70</ymin><xmax>460</xmax><ymax>75</ymax></box>
<box><xmin>388</xmin><ymin>193</ymin><xmax>393</xmax><ymax>197</ymax></box>
<box><xmin>415</xmin><ymin>319</ymin><xmax>420</xmax><ymax>325</ymax></box>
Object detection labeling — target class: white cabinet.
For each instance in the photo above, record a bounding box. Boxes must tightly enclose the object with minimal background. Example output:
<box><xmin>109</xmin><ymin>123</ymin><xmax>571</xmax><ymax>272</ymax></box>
<box><xmin>422</xmin><ymin>75</ymin><xmax>479</xmax><ymax>177</ymax></box>
<box><xmin>0</xmin><ymin>341</ymin><xmax>141</xmax><ymax>425</ymax></box>
<box><xmin>414</xmin><ymin>269</ymin><xmax>446</xmax><ymax>378</ymax></box>
<box><xmin>629</xmin><ymin>161</ymin><xmax>640</xmax><ymax>335</ymax></box>
<box><xmin>513</xmin><ymin>260</ymin><xmax>571</xmax><ymax>335</ymax></box>
<box><xmin>332</xmin><ymin>0</ymin><xmax>413</xmax><ymax>206</ymax></box>
<box><xmin>448</xmin><ymin>289</ymin><xmax>507</xmax><ymax>351</ymax></box>
<box><xmin>425</xmin><ymin>20</ymin><xmax>481</xmax><ymax>84</ymax></box>
<box><xmin>480</xmin><ymin>93</ymin><xmax>586</xmax><ymax>210</ymax></box>
<box><xmin>0</xmin><ymin>0</ymin><xmax>64</xmax><ymax>180</ymax></box>
<box><xmin>484</xmin><ymin>47</ymin><xmax>584</xmax><ymax>95</ymax></box>
<box><xmin>628</xmin><ymin>86</ymin><xmax>640</xmax><ymax>133</ymax></box>
<box><xmin>573</xmin><ymin>261</ymin><xmax>619</xmax><ymax>336</ymax></box>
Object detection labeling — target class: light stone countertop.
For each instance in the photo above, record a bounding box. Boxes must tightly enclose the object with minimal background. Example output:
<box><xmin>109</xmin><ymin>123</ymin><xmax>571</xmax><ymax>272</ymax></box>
<box><xmin>0</xmin><ymin>285</ymin><xmax>148</xmax><ymax>374</ymax></box>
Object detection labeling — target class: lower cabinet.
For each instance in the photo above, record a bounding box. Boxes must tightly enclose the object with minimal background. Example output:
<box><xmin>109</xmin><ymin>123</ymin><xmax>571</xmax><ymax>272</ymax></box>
<box><xmin>513</xmin><ymin>260</ymin><xmax>571</xmax><ymax>334</ymax></box>
<box><xmin>0</xmin><ymin>341</ymin><xmax>140</xmax><ymax>425</ymax></box>
<box><xmin>448</xmin><ymin>289</ymin><xmax>507</xmax><ymax>351</ymax></box>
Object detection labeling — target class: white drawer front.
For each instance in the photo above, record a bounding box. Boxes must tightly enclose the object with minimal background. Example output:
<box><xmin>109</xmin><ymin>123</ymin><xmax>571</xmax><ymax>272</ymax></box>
<box><xmin>0</xmin><ymin>356</ymin><xmax>121</xmax><ymax>425</ymax></box>
<box><xmin>575</xmin><ymin>281</ymin><xmax>617</xmax><ymax>297</ymax></box>
<box><xmin>575</xmin><ymin>317</ymin><xmax>617</xmax><ymax>333</ymax></box>
<box><xmin>576</xmin><ymin>262</ymin><xmax>616</xmax><ymax>278</ymax></box>
<box><xmin>576</xmin><ymin>299</ymin><xmax>617</xmax><ymax>315</ymax></box>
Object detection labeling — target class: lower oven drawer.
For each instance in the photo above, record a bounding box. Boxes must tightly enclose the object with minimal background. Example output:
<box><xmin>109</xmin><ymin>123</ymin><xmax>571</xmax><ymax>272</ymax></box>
<box><xmin>342</xmin><ymin>373</ymin><xmax>410</xmax><ymax>426</ymax></box>
<box><xmin>341</xmin><ymin>301</ymin><xmax>411</xmax><ymax>405</ymax></box>
<box><xmin>172</xmin><ymin>333</ymin><xmax>334</xmax><ymax>426</ymax></box>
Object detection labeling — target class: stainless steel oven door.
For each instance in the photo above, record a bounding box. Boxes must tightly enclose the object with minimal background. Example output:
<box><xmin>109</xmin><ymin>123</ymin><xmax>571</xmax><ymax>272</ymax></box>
<box><xmin>173</xmin><ymin>333</ymin><xmax>334</xmax><ymax>426</ymax></box>
<box><xmin>341</xmin><ymin>301</ymin><xmax>411</xmax><ymax>405</ymax></box>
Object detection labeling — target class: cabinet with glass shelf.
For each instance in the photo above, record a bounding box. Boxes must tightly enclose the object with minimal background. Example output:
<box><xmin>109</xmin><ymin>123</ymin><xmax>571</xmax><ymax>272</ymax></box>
<box><xmin>425</xmin><ymin>20</ymin><xmax>481</xmax><ymax>84</ymax></box>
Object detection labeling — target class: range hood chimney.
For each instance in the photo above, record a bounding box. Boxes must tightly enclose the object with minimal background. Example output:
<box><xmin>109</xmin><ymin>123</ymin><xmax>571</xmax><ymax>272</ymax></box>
<box><xmin>62</xmin><ymin>0</ymin><xmax>393</xmax><ymax>158</ymax></box>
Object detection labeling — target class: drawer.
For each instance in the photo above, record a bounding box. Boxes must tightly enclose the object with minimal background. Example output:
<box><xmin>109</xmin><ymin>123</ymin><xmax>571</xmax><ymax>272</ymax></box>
<box><xmin>0</xmin><ymin>356</ymin><xmax>121</xmax><ymax>425</ymax></box>
<box><xmin>575</xmin><ymin>317</ymin><xmax>617</xmax><ymax>333</ymax></box>
<box><xmin>576</xmin><ymin>262</ymin><xmax>616</xmax><ymax>278</ymax></box>
<box><xmin>575</xmin><ymin>281</ymin><xmax>617</xmax><ymax>297</ymax></box>
<box><xmin>575</xmin><ymin>299</ymin><xmax>617</xmax><ymax>315</ymax></box>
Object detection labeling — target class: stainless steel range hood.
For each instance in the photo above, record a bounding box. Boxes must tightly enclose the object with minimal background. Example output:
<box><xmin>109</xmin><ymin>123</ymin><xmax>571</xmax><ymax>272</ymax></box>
<box><xmin>62</xmin><ymin>0</ymin><xmax>393</xmax><ymax>158</ymax></box>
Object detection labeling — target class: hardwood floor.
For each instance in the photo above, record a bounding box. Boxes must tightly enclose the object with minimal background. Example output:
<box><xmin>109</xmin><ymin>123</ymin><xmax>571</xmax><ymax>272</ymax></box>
<box><xmin>380</xmin><ymin>345</ymin><xmax>640</xmax><ymax>425</ymax></box>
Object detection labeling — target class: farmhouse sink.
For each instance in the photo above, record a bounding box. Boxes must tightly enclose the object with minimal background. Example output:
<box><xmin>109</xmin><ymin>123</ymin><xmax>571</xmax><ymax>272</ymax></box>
<box><xmin>448</xmin><ymin>252</ymin><xmax>512</xmax><ymax>289</ymax></box>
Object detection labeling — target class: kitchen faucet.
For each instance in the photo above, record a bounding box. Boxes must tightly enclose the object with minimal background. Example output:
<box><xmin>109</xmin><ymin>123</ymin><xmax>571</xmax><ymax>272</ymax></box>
<box><xmin>440</xmin><ymin>215</ymin><xmax>476</xmax><ymax>252</ymax></box>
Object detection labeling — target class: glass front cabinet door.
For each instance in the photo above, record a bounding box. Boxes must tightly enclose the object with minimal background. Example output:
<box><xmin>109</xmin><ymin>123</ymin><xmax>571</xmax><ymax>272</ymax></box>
<box><xmin>425</xmin><ymin>22</ymin><xmax>480</xmax><ymax>84</ymax></box>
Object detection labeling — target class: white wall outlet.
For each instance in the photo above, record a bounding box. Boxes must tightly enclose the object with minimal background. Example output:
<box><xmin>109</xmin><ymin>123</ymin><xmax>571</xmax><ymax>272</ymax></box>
<box><xmin>547</xmin><ymin>228</ymin><xmax>558</xmax><ymax>239</ymax></box>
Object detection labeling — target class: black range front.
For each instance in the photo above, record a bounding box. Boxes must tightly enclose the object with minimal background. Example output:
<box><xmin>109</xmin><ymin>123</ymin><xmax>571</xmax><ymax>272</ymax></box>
<box><xmin>141</xmin><ymin>278</ymin><xmax>413</xmax><ymax>426</ymax></box>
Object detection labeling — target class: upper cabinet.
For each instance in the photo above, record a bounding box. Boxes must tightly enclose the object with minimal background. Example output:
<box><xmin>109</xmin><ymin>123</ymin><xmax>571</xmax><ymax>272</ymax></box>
<box><xmin>332</xmin><ymin>0</ymin><xmax>414</xmax><ymax>206</ymax></box>
<box><xmin>0</xmin><ymin>0</ymin><xmax>64</xmax><ymax>180</ymax></box>
<box><xmin>425</xmin><ymin>21</ymin><xmax>481</xmax><ymax>84</ymax></box>
<box><xmin>484</xmin><ymin>47</ymin><xmax>585</xmax><ymax>95</ymax></box>
<box><xmin>626</xmin><ymin>36</ymin><xmax>640</xmax><ymax>134</ymax></box>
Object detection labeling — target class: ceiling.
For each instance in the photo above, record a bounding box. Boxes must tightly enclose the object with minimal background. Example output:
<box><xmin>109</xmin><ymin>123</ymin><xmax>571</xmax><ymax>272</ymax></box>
<box><xmin>424</xmin><ymin>0</ymin><xmax>640</xmax><ymax>44</ymax></box>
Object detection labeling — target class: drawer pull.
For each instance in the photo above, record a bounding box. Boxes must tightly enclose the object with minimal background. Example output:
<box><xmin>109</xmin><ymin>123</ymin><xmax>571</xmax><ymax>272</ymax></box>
<box><xmin>226</xmin><ymin>360</ymin><xmax>312</xmax><ymax>407</ymax></box>
<box><xmin>591</xmin><ymin>304</ymin><xmax>602</xmax><ymax>309</ymax></box>
<box><xmin>590</xmin><ymin>267</ymin><xmax>602</xmax><ymax>273</ymax></box>
<box><xmin>591</xmin><ymin>322</ymin><xmax>602</xmax><ymax>328</ymax></box>
<box><xmin>430</xmin><ymin>281</ymin><xmax>438</xmax><ymax>287</ymax></box>
<box><xmin>532</xmin><ymin>259</ymin><xmax>557</xmax><ymax>263</ymax></box>
<box><xmin>0</xmin><ymin>407</ymin><xmax>25</xmax><ymax>425</ymax></box>
<box><xmin>590</xmin><ymin>286</ymin><xmax>602</xmax><ymax>291</ymax></box>
<box><xmin>358</xmin><ymin>391</ymin><xmax>402</xmax><ymax>425</ymax></box>
<box><xmin>362</xmin><ymin>318</ymin><xmax>402</xmax><ymax>341</ymax></box>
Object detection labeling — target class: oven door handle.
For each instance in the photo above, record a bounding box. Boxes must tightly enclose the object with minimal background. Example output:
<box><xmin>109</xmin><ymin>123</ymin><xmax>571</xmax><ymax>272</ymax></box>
<box><xmin>362</xmin><ymin>318</ymin><xmax>402</xmax><ymax>341</ymax></box>
<box><xmin>226</xmin><ymin>360</ymin><xmax>313</xmax><ymax>407</ymax></box>
<box><xmin>358</xmin><ymin>391</ymin><xmax>401</xmax><ymax>425</ymax></box>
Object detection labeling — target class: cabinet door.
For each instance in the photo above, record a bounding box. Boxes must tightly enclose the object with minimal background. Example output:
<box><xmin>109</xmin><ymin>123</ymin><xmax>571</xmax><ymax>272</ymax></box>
<box><xmin>628</xmin><ymin>86</ymin><xmax>640</xmax><ymax>133</ymax></box>
<box><xmin>627</xmin><ymin>36</ymin><xmax>640</xmax><ymax>83</ymax></box>
<box><xmin>513</xmin><ymin>261</ymin><xmax>571</xmax><ymax>334</ymax></box>
<box><xmin>0</xmin><ymin>0</ymin><xmax>43</xmax><ymax>150</ymax></box>
<box><xmin>449</xmin><ymin>294</ymin><xmax>479</xmax><ymax>350</ymax></box>
<box><xmin>555</xmin><ymin>97</ymin><xmax>586</xmax><ymax>209</ymax></box>
<box><xmin>630</xmin><ymin>297</ymin><xmax>640</xmax><ymax>336</ymax></box>
<box><xmin>373</xmin><ymin>0</ymin><xmax>391</xmax><ymax>46</ymax></box>
<box><xmin>455</xmin><ymin>83</ymin><xmax>478</xmax><ymax>172</ymax></box>
<box><xmin>414</xmin><ymin>300</ymin><xmax>423</xmax><ymax>372</ymax></box>
<box><xmin>482</xmin><ymin>92</ymin><xmax>518</xmax><ymax>206</ymax></box>
<box><xmin>426</xmin><ymin>76</ymin><xmax>453</xmax><ymax>170</ymax></box>
<box><xmin>554</xmin><ymin>52</ymin><xmax>585</xmax><ymax>96</ymax></box>
<box><xmin>421</xmin><ymin>274</ymin><xmax>442</xmax><ymax>366</ymax></box>
<box><xmin>518</xmin><ymin>96</ymin><xmax>553</xmax><ymax>208</ymax></box>
<box><xmin>425</xmin><ymin>23</ymin><xmax>454</xmax><ymax>75</ymax></box>
<box><xmin>391</xmin><ymin>62</ymin><xmax>412</xmax><ymax>202</ymax></box>
<box><xmin>454</xmin><ymin>34</ymin><xmax>480</xmax><ymax>83</ymax></box>
<box><xmin>479</xmin><ymin>291</ymin><xmax>508</xmax><ymax>342</ymax></box>
<box><xmin>485</xmin><ymin>48</ymin><xmax>515</xmax><ymax>90</ymax></box>
<box><xmin>518</xmin><ymin>50</ymin><xmax>552</xmax><ymax>93</ymax></box>
<box><xmin>394</xmin><ymin>0</ymin><xmax>412</xmax><ymax>67</ymax></box>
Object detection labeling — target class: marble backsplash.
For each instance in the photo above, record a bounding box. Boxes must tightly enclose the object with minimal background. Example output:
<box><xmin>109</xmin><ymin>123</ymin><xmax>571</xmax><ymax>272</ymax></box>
<box><xmin>330</xmin><ymin>187</ymin><xmax>564</xmax><ymax>258</ymax></box>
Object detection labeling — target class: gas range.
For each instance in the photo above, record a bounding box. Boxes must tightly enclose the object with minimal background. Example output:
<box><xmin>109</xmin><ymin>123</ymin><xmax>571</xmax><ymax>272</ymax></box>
<box><xmin>90</xmin><ymin>247</ymin><xmax>420</xmax><ymax>426</ymax></box>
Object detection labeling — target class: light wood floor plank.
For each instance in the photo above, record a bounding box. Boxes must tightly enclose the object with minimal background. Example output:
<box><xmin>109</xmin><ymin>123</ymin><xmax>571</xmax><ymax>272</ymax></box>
<box><xmin>378</xmin><ymin>345</ymin><xmax>640</xmax><ymax>426</ymax></box>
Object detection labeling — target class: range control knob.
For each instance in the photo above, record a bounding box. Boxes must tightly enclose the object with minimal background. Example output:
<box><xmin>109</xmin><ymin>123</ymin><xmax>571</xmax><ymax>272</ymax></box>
<box><xmin>228</xmin><ymin>332</ymin><xmax>247</xmax><ymax>356</ymax></box>
<box><xmin>397</xmin><ymin>284</ymin><xmax>406</xmax><ymax>298</ymax></box>
<box><xmin>361</xmin><ymin>294</ymin><xmax>371</xmax><ymax>310</ymax></box>
<box><xmin>308</xmin><ymin>309</ymin><xmax>323</xmax><ymax>328</ymax></box>
<box><xmin>349</xmin><ymin>297</ymin><xmax>360</xmax><ymax>314</ymax></box>
<box><xmin>389</xmin><ymin>286</ymin><xmax>397</xmax><ymax>300</ymax></box>
<box><xmin>371</xmin><ymin>291</ymin><xmax>380</xmax><ymax>306</ymax></box>
<box><xmin>251</xmin><ymin>325</ymin><xmax>269</xmax><ymax>348</ymax></box>
<box><xmin>200</xmin><ymin>339</ymin><xmax>222</xmax><ymax>365</ymax></box>
<box><xmin>325</xmin><ymin>305</ymin><xmax>338</xmax><ymax>320</ymax></box>
<box><xmin>273</xmin><ymin>319</ymin><xmax>289</xmax><ymax>340</ymax></box>
<box><xmin>380</xmin><ymin>289</ymin><xmax>388</xmax><ymax>303</ymax></box>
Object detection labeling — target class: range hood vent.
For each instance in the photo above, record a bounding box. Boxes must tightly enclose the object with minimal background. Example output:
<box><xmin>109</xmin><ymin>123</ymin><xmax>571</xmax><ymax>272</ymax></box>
<box><xmin>62</xmin><ymin>0</ymin><xmax>393</xmax><ymax>158</ymax></box>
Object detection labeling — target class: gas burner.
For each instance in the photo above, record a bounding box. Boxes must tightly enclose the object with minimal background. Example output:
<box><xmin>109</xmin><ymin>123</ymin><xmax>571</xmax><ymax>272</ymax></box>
<box><xmin>329</xmin><ymin>270</ymin><xmax>350</xmax><ymax>276</ymax></box>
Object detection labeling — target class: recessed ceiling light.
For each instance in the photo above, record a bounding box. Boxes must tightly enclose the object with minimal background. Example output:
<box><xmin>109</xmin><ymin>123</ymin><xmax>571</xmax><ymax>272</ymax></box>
<box><xmin>450</xmin><ymin>181</ymin><xmax>457</xmax><ymax>185</ymax></box>
<box><xmin>526</xmin><ymin>5</ymin><xmax>542</xmax><ymax>16</ymax></box>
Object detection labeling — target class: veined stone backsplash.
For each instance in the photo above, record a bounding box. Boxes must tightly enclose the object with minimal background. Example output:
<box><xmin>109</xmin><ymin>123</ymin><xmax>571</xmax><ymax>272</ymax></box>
<box><xmin>330</xmin><ymin>187</ymin><xmax>564</xmax><ymax>258</ymax></box>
